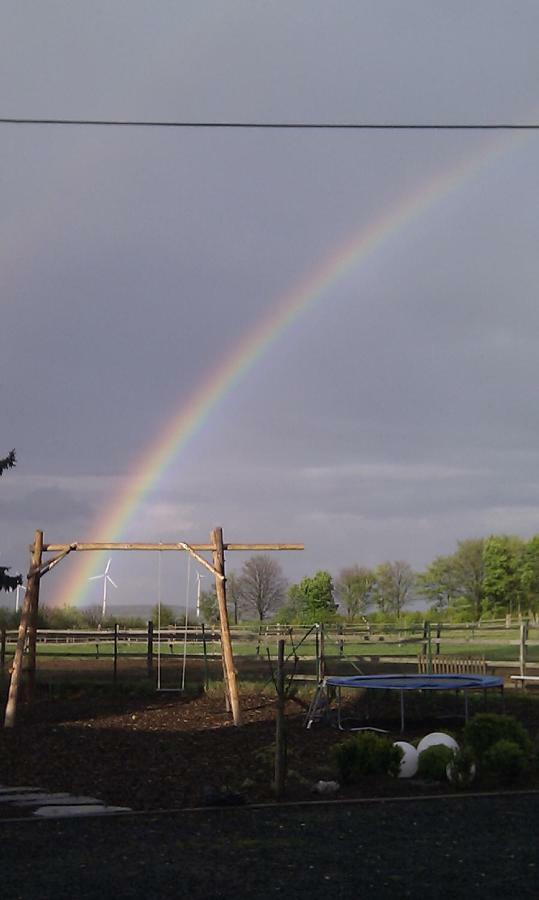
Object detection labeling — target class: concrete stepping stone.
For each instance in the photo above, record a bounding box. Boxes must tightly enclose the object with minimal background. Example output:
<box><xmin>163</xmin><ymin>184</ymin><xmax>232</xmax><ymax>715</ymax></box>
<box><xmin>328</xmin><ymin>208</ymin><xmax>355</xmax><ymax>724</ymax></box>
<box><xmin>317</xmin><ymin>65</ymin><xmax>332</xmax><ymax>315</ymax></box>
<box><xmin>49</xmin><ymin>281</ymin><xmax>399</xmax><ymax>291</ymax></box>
<box><xmin>33</xmin><ymin>805</ymin><xmax>131</xmax><ymax>818</ymax></box>
<box><xmin>16</xmin><ymin>795</ymin><xmax>101</xmax><ymax>807</ymax></box>
<box><xmin>1</xmin><ymin>792</ymin><xmax>69</xmax><ymax>804</ymax></box>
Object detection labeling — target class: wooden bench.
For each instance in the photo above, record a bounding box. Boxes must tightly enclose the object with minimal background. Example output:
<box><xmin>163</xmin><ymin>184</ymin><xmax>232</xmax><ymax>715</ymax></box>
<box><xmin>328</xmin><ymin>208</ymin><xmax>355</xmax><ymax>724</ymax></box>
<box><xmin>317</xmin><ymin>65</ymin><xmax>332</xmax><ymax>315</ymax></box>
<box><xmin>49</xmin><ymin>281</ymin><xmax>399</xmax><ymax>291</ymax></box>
<box><xmin>510</xmin><ymin>675</ymin><xmax>539</xmax><ymax>687</ymax></box>
<box><xmin>418</xmin><ymin>654</ymin><xmax>487</xmax><ymax>675</ymax></box>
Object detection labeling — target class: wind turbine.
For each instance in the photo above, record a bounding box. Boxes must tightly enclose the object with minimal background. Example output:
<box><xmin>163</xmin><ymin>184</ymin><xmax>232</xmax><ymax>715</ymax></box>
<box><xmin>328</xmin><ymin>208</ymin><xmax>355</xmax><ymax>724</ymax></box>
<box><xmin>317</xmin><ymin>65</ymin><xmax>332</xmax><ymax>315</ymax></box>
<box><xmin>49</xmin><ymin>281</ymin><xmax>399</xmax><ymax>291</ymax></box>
<box><xmin>89</xmin><ymin>559</ymin><xmax>118</xmax><ymax>620</ymax></box>
<box><xmin>196</xmin><ymin>571</ymin><xmax>205</xmax><ymax>618</ymax></box>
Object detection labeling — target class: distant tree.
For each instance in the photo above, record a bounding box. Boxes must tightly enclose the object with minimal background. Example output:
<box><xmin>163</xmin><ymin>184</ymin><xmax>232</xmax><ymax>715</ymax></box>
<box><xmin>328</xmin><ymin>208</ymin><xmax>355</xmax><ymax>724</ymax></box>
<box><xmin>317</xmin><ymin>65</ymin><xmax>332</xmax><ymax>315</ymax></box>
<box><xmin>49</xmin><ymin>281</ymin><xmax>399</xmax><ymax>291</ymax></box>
<box><xmin>519</xmin><ymin>535</ymin><xmax>539</xmax><ymax>614</ymax></box>
<box><xmin>40</xmin><ymin>605</ymin><xmax>87</xmax><ymax>629</ymax></box>
<box><xmin>336</xmin><ymin>565</ymin><xmax>375</xmax><ymax>620</ymax></box>
<box><xmin>226</xmin><ymin>571</ymin><xmax>242</xmax><ymax>625</ymax></box>
<box><xmin>199</xmin><ymin>587</ymin><xmax>219</xmax><ymax>625</ymax></box>
<box><xmin>452</xmin><ymin>539</ymin><xmax>485</xmax><ymax>620</ymax></box>
<box><xmin>415</xmin><ymin>539</ymin><xmax>485</xmax><ymax>621</ymax></box>
<box><xmin>416</xmin><ymin>555</ymin><xmax>461</xmax><ymax>612</ymax></box>
<box><xmin>1</xmin><ymin>449</ymin><xmax>22</xmax><ymax>592</ymax></box>
<box><xmin>150</xmin><ymin>603</ymin><xmax>176</xmax><ymax>626</ymax></box>
<box><xmin>482</xmin><ymin>535</ymin><xmax>524</xmax><ymax>617</ymax></box>
<box><xmin>238</xmin><ymin>555</ymin><xmax>287</xmax><ymax>622</ymax></box>
<box><xmin>81</xmin><ymin>605</ymin><xmax>104</xmax><ymax>628</ymax></box>
<box><xmin>373</xmin><ymin>561</ymin><xmax>414</xmax><ymax>618</ymax></box>
<box><xmin>288</xmin><ymin>571</ymin><xmax>337</xmax><ymax>624</ymax></box>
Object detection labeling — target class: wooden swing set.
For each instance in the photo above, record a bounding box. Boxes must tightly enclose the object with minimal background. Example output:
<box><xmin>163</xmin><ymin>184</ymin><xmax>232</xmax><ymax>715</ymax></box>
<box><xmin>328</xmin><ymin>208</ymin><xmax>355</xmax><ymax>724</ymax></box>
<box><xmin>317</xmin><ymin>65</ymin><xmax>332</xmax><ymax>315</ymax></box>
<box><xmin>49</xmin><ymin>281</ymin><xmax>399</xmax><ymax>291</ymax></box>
<box><xmin>3</xmin><ymin>526</ymin><xmax>303</xmax><ymax>729</ymax></box>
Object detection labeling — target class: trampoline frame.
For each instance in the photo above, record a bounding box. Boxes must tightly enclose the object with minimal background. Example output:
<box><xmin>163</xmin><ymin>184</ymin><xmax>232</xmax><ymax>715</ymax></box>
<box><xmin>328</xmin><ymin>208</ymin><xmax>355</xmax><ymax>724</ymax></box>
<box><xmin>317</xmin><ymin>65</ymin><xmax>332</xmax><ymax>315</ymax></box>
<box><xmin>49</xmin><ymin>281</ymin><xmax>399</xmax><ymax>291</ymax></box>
<box><xmin>306</xmin><ymin>673</ymin><xmax>504</xmax><ymax>732</ymax></box>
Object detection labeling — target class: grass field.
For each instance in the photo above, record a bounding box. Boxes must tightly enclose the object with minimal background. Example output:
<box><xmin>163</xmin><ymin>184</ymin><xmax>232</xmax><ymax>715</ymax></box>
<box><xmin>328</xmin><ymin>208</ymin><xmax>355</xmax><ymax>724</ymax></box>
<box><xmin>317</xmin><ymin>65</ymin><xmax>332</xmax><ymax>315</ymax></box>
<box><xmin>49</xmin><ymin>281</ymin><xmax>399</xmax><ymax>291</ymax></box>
<box><xmin>3</xmin><ymin>622</ymin><xmax>538</xmax><ymax>667</ymax></box>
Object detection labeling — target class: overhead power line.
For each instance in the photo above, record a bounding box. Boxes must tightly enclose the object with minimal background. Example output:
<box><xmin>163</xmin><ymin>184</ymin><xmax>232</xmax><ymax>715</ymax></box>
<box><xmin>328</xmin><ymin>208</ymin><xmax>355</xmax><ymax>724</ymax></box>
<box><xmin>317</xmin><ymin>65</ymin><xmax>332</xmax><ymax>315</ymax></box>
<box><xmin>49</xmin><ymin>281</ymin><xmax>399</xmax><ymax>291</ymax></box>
<box><xmin>1</xmin><ymin>117</ymin><xmax>539</xmax><ymax>130</ymax></box>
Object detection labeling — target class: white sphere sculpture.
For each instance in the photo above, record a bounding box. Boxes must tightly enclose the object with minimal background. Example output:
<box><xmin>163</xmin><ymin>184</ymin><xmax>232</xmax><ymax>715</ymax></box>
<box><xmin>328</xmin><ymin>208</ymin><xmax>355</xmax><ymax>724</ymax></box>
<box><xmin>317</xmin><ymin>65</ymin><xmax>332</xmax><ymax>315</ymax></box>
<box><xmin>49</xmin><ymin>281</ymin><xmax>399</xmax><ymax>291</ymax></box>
<box><xmin>417</xmin><ymin>732</ymin><xmax>459</xmax><ymax>756</ymax></box>
<box><xmin>393</xmin><ymin>741</ymin><xmax>418</xmax><ymax>778</ymax></box>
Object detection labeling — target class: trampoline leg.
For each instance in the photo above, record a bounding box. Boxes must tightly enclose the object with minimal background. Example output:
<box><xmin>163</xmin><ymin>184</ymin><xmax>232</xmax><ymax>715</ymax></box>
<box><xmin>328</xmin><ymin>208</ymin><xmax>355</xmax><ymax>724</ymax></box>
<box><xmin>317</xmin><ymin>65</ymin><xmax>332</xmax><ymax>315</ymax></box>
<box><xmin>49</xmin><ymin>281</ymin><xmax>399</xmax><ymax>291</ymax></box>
<box><xmin>400</xmin><ymin>690</ymin><xmax>405</xmax><ymax>733</ymax></box>
<box><xmin>464</xmin><ymin>690</ymin><xmax>469</xmax><ymax>722</ymax></box>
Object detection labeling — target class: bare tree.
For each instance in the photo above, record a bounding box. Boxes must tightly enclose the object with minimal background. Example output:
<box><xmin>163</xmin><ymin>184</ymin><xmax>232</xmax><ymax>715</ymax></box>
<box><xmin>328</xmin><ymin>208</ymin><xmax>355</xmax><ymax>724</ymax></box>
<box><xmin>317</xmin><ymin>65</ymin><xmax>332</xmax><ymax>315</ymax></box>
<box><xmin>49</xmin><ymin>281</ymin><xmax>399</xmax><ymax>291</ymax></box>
<box><xmin>226</xmin><ymin>571</ymin><xmax>242</xmax><ymax>625</ymax></box>
<box><xmin>374</xmin><ymin>560</ymin><xmax>415</xmax><ymax>618</ymax></box>
<box><xmin>336</xmin><ymin>565</ymin><xmax>375</xmax><ymax>620</ymax></box>
<box><xmin>238</xmin><ymin>555</ymin><xmax>287</xmax><ymax>622</ymax></box>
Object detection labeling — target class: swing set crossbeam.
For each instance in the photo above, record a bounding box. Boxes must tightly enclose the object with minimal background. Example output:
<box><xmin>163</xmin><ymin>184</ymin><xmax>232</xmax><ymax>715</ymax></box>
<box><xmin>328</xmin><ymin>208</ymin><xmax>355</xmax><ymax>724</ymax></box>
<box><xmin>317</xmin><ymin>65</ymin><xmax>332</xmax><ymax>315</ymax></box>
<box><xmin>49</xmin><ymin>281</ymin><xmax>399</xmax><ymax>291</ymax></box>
<box><xmin>41</xmin><ymin>542</ymin><xmax>303</xmax><ymax>552</ymax></box>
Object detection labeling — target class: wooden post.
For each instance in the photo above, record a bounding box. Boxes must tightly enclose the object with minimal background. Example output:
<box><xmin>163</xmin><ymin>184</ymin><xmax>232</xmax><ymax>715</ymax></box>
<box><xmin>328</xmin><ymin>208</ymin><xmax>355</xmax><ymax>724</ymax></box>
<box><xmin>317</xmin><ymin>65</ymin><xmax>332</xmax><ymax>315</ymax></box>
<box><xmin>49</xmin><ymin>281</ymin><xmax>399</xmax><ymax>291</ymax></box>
<box><xmin>274</xmin><ymin>638</ymin><xmax>286</xmax><ymax>800</ymax></box>
<box><xmin>520</xmin><ymin>620</ymin><xmax>528</xmax><ymax>682</ymax></box>
<box><xmin>211</xmin><ymin>527</ymin><xmax>241</xmax><ymax>726</ymax></box>
<box><xmin>0</xmin><ymin>627</ymin><xmax>5</xmax><ymax>670</ymax></box>
<box><xmin>25</xmin><ymin>530</ymin><xmax>43</xmax><ymax>699</ymax></box>
<box><xmin>201</xmin><ymin>623</ymin><xmax>209</xmax><ymax>690</ymax></box>
<box><xmin>4</xmin><ymin>530</ymin><xmax>43</xmax><ymax>728</ymax></box>
<box><xmin>319</xmin><ymin>623</ymin><xmax>325</xmax><ymax>678</ymax></box>
<box><xmin>147</xmin><ymin>620</ymin><xmax>154</xmax><ymax>676</ymax></box>
<box><xmin>113</xmin><ymin>623</ymin><xmax>119</xmax><ymax>684</ymax></box>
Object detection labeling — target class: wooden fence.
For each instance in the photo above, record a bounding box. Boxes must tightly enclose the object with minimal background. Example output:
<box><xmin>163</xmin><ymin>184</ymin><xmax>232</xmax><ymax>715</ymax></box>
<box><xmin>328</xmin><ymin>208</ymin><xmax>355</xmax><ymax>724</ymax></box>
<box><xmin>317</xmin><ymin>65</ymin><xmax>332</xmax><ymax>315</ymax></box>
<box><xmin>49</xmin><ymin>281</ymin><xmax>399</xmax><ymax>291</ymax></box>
<box><xmin>1</xmin><ymin>618</ymin><xmax>538</xmax><ymax>683</ymax></box>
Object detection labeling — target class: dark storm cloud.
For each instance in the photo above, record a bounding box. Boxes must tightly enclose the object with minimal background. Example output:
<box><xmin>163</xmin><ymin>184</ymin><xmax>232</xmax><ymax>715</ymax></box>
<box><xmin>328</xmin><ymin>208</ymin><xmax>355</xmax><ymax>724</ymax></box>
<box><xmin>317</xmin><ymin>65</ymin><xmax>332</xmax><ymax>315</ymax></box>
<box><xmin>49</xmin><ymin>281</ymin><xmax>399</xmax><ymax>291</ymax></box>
<box><xmin>3</xmin><ymin>4</ymin><xmax>539</xmax><ymax>600</ymax></box>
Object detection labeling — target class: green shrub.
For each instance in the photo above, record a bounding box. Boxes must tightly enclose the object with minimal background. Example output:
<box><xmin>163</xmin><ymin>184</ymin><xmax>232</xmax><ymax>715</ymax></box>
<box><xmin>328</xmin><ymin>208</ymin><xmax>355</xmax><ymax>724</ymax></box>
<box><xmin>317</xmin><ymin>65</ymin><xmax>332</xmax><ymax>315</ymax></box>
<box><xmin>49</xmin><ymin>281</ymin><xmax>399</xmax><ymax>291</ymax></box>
<box><xmin>446</xmin><ymin>746</ymin><xmax>476</xmax><ymax>788</ymax></box>
<box><xmin>483</xmin><ymin>739</ymin><xmax>527</xmax><ymax>784</ymax></box>
<box><xmin>331</xmin><ymin>732</ymin><xmax>403</xmax><ymax>784</ymax></box>
<box><xmin>463</xmin><ymin>713</ymin><xmax>531</xmax><ymax>762</ymax></box>
<box><xmin>417</xmin><ymin>744</ymin><xmax>454</xmax><ymax>781</ymax></box>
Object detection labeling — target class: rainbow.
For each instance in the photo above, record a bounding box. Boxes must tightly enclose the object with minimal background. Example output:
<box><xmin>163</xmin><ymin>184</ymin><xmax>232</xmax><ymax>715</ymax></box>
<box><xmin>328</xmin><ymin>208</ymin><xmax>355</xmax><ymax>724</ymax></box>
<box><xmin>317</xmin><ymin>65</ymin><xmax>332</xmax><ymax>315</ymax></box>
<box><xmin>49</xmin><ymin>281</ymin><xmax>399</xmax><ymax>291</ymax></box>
<box><xmin>53</xmin><ymin>129</ymin><xmax>520</xmax><ymax>607</ymax></box>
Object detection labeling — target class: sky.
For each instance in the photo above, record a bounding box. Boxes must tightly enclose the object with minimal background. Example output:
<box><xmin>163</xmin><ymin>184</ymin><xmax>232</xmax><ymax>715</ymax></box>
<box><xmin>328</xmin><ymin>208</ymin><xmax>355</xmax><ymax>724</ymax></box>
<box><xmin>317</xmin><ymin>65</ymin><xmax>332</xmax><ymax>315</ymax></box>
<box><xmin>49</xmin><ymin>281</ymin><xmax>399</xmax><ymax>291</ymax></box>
<box><xmin>2</xmin><ymin>2</ymin><xmax>539</xmax><ymax>611</ymax></box>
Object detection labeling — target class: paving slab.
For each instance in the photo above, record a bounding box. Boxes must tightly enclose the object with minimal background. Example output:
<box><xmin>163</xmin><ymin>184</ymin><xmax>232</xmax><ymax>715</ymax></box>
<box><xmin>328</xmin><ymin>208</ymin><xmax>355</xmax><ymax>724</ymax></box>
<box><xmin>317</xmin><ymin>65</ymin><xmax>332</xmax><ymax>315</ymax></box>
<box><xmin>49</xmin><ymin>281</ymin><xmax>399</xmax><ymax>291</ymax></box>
<box><xmin>16</xmin><ymin>795</ymin><xmax>101</xmax><ymax>807</ymax></box>
<box><xmin>33</xmin><ymin>805</ymin><xmax>131</xmax><ymax>818</ymax></box>
<box><xmin>0</xmin><ymin>792</ymin><xmax>69</xmax><ymax>804</ymax></box>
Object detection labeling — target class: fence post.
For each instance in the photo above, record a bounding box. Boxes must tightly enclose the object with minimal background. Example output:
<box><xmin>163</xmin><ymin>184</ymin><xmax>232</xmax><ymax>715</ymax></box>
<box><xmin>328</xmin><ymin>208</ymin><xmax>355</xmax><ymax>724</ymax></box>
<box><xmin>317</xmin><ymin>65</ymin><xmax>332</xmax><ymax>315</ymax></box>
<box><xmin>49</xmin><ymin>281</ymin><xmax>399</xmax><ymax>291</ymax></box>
<box><xmin>422</xmin><ymin>621</ymin><xmax>428</xmax><ymax>657</ymax></box>
<box><xmin>0</xmin><ymin>628</ymin><xmax>5</xmax><ymax>670</ymax></box>
<box><xmin>427</xmin><ymin>622</ymin><xmax>433</xmax><ymax>674</ymax></box>
<box><xmin>113</xmin><ymin>623</ymin><xmax>119</xmax><ymax>685</ymax></box>
<box><xmin>519</xmin><ymin>619</ymin><xmax>528</xmax><ymax>681</ymax></box>
<box><xmin>201</xmin><ymin>623</ymin><xmax>209</xmax><ymax>690</ymax></box>
<box><xmin>274</xmin><ymin>638</ymin><xmax>286</xmax><ymax>800</ymax></box>
<box><xmin>147</xmin><ymin>621</ymin><xmax>154</xmax><ymax>676</ymax></box>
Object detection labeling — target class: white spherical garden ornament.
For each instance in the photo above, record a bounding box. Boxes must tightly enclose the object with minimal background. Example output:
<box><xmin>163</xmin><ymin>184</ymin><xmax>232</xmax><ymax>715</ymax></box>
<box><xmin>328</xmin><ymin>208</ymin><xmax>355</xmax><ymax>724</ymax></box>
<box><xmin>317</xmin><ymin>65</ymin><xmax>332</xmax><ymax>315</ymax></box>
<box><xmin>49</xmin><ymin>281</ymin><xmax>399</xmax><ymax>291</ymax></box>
<box><xmin>393</xmin><ymin>741</ymin><xmax>418</xmax><ymax>778</ymax></box>
<box><xmin>417</xmin><ymin>732</ymin><xmax>459</xmax><ymax>755</ymax></box>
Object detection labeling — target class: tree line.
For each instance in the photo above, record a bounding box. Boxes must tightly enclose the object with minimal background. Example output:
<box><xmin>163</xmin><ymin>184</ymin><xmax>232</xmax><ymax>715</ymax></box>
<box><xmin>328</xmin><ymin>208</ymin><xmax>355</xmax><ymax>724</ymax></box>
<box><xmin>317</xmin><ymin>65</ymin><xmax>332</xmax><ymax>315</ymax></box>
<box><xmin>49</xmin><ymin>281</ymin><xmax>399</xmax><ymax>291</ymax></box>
<box><xmin>201</xmin><ymin>537</ymin><xmax>539</xmax><ymax>625</ymax></box>
<box><xmin>4</xmin><ymin>449</ymin><xmax>538</xmax><ymax>624</ymax></box>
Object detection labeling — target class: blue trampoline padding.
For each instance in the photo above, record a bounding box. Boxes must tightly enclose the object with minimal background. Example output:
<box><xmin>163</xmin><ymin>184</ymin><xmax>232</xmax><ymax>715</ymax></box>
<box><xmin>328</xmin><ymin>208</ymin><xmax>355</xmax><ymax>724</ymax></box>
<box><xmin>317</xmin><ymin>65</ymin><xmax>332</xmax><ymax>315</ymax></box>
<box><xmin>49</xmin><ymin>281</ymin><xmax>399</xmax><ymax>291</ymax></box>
<box><xmin>324</xmin><ymin>674</ymin><xmax>503</xmax><ymax>691</ymax></box>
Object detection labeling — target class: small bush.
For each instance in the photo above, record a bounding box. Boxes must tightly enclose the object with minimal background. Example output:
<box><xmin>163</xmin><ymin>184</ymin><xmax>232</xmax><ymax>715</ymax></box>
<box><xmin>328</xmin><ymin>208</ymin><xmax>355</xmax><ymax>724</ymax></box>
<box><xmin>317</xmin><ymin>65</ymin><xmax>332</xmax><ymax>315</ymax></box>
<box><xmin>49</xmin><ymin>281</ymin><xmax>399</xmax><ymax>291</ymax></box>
<box><xmin>446</xmin><ymin>746</ymin><xmax>476</xmax><ymax>788</ymax></box>
<box><xmin>483</xmin><ymin>739</ymin><xmax>527</xmax><ymax>785</ymax></box>
<box><xmin>417</xmin><ymin>744</ymin><xmax>454</xmax><ymax>781</ymax></box>
<box><xmin>331</xmin><ymin>732</ymin><xmax>403</xmax><ymax>784</ymax></box>
<box><xmin>463</xmin><ymin>713</ymin><xmax>531</xmax><ymax>762</ymax></box>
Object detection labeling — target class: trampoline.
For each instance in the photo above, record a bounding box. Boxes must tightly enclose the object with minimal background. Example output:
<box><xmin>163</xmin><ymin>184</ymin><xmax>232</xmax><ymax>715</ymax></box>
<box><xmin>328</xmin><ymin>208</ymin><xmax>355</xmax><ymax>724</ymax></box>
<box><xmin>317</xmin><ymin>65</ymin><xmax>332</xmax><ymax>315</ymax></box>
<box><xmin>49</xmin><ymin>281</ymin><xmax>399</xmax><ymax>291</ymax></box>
<box><xmin>306</xmin><ymin>673</ymin><xmax>504</xmax><ymax>732</ymax></box>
